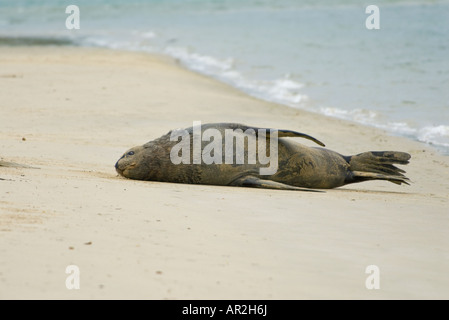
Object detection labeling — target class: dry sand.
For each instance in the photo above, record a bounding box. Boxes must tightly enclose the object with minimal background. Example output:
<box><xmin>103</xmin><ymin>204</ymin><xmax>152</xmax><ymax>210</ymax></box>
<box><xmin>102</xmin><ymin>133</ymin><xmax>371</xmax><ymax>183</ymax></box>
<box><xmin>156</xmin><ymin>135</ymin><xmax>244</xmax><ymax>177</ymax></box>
<box><xmin>0</xmin><ymin>46</ymin><xmax>448</xmax><ymax>299</ymax></box>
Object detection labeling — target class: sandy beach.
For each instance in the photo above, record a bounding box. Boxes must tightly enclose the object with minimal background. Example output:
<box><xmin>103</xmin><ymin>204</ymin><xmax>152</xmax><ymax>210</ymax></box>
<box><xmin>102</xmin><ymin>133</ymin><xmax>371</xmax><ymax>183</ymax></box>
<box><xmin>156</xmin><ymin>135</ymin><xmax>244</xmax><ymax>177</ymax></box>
<box><xmin>0</xmin><ymin>46</ymin><xmax>448</xmax><ymax>299</ymax></box>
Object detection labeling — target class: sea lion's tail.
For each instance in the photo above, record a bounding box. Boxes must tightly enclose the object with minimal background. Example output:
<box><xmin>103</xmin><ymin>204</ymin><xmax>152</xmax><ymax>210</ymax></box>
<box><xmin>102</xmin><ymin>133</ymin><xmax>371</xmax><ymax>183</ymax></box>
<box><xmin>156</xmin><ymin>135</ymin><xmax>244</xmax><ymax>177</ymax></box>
<box><xmin>345</xmin><ymin>151</ymin><xmax>411</xmax><ymax>185</ymax></box>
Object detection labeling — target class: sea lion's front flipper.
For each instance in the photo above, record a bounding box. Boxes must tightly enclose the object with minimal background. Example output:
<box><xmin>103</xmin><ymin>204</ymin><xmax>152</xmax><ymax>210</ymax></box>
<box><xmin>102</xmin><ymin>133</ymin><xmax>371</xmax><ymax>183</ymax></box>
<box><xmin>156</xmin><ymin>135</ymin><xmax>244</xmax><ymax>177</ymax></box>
<box><xmin>229</xmin><ymin>175</ymin><xmax>322</xmax><ymax>192</ymax></box>
<box><xmin>253</xmin><ymin>127</ymin><xmax>325</xmax><ymax>147</ymax></box>
<box><xmin>214</xmin><ymin>123</ymin><xmax>325</xmax><ymax>147</ymax></box>
<box><xmin>276</xmin><ymin>130</ymin><xmax>325</xmax><ymax>147</ymax></box>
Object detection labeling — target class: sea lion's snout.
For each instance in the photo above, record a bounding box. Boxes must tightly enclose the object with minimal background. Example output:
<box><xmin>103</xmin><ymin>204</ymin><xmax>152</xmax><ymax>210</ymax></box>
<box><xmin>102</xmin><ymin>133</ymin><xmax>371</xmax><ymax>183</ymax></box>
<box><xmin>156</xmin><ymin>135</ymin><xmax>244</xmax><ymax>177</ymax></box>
<box><xmin>115</xmin><ymin>158</ymin><xmax>125</xmax><ymax>176</ymax></box>
<box><xmin>115</xmin><ymin>159</ymin><xmax>123</xmax><ymax>175</ymax></box>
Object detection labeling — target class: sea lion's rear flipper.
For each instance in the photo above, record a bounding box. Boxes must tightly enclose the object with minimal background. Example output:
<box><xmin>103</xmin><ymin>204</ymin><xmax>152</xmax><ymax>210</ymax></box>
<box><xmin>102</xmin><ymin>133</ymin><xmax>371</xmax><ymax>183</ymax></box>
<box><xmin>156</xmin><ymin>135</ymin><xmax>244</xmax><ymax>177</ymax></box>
<box><xmin>346</xmin><ymin>151</ymin><xmax>411</xmax><ymax>185</ymax></box>
<box><xmin>229</xmin><ymin>175</ymin><xmax>322</xmax><ymax>192</ymax></box>
<box><xmin>350</xmin><ymin>171</ymin><xmax>410</xmax><ymax>185</ymax></box>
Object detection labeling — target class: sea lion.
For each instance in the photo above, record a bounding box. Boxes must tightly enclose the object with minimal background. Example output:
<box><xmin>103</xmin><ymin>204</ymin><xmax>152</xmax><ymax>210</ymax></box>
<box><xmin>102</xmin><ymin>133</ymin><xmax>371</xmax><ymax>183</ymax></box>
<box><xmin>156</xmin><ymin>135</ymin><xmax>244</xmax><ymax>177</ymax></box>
<box><xmin>115</xmin><ymin>123</ymin><xmax>411</xmax><ymax>190</ymax></box>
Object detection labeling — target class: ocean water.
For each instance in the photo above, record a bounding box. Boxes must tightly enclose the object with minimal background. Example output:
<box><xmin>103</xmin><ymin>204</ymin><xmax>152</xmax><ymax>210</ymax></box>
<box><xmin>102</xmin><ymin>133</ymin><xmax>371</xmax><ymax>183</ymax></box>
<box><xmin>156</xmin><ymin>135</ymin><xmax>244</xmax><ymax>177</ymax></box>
<box><xmin>1</xmin><ymin>0</ymin><xmax>448</xmax><ymax>153</ymax></box>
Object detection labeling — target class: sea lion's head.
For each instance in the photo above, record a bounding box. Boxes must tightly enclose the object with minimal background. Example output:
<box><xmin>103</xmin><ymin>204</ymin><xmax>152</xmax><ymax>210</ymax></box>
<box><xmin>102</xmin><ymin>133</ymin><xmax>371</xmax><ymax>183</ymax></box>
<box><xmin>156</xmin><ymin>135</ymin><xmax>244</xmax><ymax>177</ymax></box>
<box><xmin>115</xmin><ymin>146</ymin><xmax>146</xmax><ymax>179</ymax></box>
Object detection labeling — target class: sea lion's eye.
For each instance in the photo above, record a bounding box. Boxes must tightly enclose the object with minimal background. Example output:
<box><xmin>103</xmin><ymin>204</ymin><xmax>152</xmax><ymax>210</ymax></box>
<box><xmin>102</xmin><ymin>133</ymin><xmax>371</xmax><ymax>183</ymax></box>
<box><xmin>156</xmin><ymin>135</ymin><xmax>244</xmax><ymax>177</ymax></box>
<box><xmin>127</xmin><ymin>151</ymin><xmax>135</xmax><ymax>156</ymax></box>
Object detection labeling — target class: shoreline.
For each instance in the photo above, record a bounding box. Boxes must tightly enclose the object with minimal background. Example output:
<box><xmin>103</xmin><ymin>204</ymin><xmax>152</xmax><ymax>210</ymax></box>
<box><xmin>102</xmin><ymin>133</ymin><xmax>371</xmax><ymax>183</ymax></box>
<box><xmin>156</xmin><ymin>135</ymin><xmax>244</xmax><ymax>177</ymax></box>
<box><xmin>85</xmin><ymin>45</ymin><xmax>449</xmax><ymax>158</ymax></box>
<box><xmin>1</xmin><ymin>46</ymin><xmax>448</xmax><ymax>299</ymax></box>
<box><xmin>1</xmin><ymin>35</ymin><xmax>448</xmax><ymax>155</ymax></box>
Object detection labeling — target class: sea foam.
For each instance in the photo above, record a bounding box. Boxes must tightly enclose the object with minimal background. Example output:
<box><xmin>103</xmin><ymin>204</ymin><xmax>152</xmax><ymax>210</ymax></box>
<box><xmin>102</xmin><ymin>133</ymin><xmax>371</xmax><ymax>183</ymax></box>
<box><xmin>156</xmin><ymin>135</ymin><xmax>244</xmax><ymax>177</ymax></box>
<box><xmin>163</xmin><ymin>46</ymin><xmax>308</xmax><ymax>106</ymax></box>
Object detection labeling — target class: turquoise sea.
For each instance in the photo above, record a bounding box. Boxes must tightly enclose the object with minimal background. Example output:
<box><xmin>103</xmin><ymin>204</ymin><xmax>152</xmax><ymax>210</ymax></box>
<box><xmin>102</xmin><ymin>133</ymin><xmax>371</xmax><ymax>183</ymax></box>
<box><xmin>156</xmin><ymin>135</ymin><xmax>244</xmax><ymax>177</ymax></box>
<box><xmin>1</xmin><ymin>0</ymin><xmax>448</xmax><ymax>153</ymax></box>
